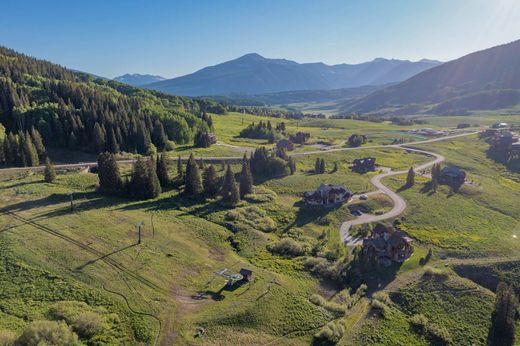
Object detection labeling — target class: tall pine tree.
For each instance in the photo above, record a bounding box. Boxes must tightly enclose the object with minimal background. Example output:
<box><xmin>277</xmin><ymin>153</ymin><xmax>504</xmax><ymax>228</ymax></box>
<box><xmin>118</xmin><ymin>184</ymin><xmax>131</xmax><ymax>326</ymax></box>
<box><xmin>44</xmin><ymin>157</ymin><xmax>56</xmax><ymax>183</ymax></box>
<box><xmin>488</xmin><ymin>282</ymin><xmax>518</xmax><ymax>346</ymax></box>
<box><xmin>97</xmin><ymin>152</ymin><xmax>121</xmax><ymax>194</ymax></box>
<box><xmin>23</xmin><ymin>131</ymin><xmax>39</xmax><ymax>167</ymax></box>
<box><xmin>156</xmin><ymin>153</ymin><xmax>170</xmax><ymax>187</ymax></box>
<box><xmin>30</xmin><ymin>127</ymin><xmax>46</xmax><ymax>161</ymax></box>
<box><xmin>184</xmin><ymin>153</ymin><xmax>202</xmax><ymax>196</ymax></box>
<box><xmin>221</xmin><ymin>165</ymin><xmax>240</xmax><ymax>207</ymax></box>
<box><xmin>202</xmin><ymin>165</ymin><xmax>219</xmax><ymax>196</ymax></box>
<box><xmin>406</xmin><ymin>167</ymin><xmax>415</xmax><ymax>187</ymax></box>
<box><xmin>239</xmin><ymin>154</ymin><xmax>253</xmax><ymax>197</ymax></box>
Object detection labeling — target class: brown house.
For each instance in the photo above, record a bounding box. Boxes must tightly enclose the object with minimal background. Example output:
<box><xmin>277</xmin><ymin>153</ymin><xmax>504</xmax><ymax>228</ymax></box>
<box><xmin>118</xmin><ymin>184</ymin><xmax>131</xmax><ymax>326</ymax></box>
<box><xmin>363</xmin><ymin>224</ymin><xmax>413</xmax><ymax>266</ymax></box>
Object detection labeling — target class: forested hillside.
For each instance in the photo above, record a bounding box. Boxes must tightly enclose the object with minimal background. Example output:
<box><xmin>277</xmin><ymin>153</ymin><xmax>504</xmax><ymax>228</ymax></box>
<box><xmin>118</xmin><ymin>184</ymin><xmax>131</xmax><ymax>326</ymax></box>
<box><xmin>0</xmin><ymin>46</ymin><xmax>225</xmax><ymax>160</ymax></box>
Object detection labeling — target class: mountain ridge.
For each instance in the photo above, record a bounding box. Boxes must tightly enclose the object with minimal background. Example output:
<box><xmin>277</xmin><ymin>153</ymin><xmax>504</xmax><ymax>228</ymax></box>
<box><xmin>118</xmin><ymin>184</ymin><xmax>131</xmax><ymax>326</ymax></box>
<box><xmin>144</xmin><ymin>54</ymin><xmax>441</xmax><ymax>96</ymax></box>
<box><xmin>343</xmin><ymin>39</ymin><xmax>520</xmax><ymax>115</ymax></box>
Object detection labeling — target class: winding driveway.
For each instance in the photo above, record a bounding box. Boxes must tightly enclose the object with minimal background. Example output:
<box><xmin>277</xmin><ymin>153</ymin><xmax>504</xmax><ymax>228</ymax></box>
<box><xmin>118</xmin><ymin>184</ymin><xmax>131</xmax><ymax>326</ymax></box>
<box><xmin>340</xmin><ymin>146</ymin><xmax>445</xmax><ymax>245</ymax></box>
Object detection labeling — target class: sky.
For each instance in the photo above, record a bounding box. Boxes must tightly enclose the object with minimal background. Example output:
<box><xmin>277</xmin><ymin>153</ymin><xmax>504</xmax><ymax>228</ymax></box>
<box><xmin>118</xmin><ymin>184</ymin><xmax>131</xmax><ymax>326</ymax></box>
<box><xmin>2</xmin><ymin>0</ymin><xmax>520</xmax><ymax>79</ymax></box>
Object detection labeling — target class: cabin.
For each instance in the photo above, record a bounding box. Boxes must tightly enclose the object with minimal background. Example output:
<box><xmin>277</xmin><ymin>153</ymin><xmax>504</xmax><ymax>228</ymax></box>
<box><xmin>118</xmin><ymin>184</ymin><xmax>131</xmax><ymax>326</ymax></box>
<box><xmin>363</xmin><ymin>224</ymin><xmax>413</xmax><ymax>266</ymax></box>
<box><xmin>491</xmin><ymin>122</ymin><xmax>509</xmax><ymax>129</ymax></box>
<box><xmin>439</xmin><ymin>166</ymin><xmax>466</xmax><ymax>186</ymax></box>
<box><xmin>276</xmin><ymin>139</ymin><xmax>295</xmax><ymax>151</ymax></box>
<box><xmin>290</xmin><ymin>132</ymin><xmax>311</xmax><ymax>144</ymax></box>
<box><xmin>352</xmin><ymin>158</ymin><xmax>376</xmax><ymax>173</ymax></box>
<box><xmin>303</xmin><ymin>183</ymin><xmax>352</xmax><ymax>206</ymax></box>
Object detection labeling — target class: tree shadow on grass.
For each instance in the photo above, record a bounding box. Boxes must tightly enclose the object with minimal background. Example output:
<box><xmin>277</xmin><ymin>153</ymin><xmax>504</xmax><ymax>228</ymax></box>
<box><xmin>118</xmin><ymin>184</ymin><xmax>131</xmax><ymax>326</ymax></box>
<box><xmin>396</xmin><ymin>183</ymin><xmax>412</xmax><ymax>193</ymax></box>
<box><xmin>0</xmin><ymin>180</ymin><xmax>41</xmax><ymax>190</ymax></box>
<box><xmin>419</xmin><ymin>181</ymin><xmax>436</xmax><ymax>196</ymax></box>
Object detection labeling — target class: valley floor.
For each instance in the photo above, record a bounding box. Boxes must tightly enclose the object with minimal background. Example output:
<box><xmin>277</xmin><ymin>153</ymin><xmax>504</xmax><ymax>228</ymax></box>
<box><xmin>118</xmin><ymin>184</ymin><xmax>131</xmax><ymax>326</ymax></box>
<box><xmin>0</xmin><ymin>116</ymin><xmax>519</xmax><ymax>345</ymax></box>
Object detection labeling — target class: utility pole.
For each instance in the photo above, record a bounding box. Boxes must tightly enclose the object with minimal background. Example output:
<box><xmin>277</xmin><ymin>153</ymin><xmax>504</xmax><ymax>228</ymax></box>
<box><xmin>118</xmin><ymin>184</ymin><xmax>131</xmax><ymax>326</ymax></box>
<box><xmin>68</xmin><ymin>192</ymin><xmax>74</xmax><ymax>212</ymax></box>
<box><xmin>135</xmin><ymin>221</ymin><xmax>144</xmax><ymax>244</ymax></box>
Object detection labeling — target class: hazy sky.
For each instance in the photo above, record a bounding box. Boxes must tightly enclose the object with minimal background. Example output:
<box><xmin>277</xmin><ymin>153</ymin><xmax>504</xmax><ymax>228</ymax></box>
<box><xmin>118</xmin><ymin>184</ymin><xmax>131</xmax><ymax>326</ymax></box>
<box><xmin>2</xmin><ymin>0</ymin><xmax>520</xmax><ymax>78</ymax></box>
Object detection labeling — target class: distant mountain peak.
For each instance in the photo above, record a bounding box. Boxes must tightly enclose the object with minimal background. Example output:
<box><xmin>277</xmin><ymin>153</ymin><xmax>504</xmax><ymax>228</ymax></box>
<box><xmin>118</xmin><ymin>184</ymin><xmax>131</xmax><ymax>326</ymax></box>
<box><xmin>238</xmin><ymin>53</ymin><xmax>265</xmax><ymax>60</ymax></box>
<box><xmin>114</xmin><ymin>73</ymin><xmax>166</xmax><ymax>87</ymax></box>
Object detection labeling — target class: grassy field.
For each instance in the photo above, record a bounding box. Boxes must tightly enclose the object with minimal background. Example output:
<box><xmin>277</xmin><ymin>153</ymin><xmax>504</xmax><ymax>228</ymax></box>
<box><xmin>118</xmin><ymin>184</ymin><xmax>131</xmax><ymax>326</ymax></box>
<box><xmin>2</xmin><ymin>114</ymin><xmax>520</xmax><ymax>345</ymax></box>
<box><xmin>167</xmin><ymin>112</ymin><xmax>460</xmax><ymax>156</ymax></box>
<box><xmin>357</xmin><ymin>269</ymin><xmax>495</xmax><ymax>346</ymax></box>
<box><xmin>381</xmin><ymin>135</ymin><xmax>520</xmax><ymax>257</ymax></box>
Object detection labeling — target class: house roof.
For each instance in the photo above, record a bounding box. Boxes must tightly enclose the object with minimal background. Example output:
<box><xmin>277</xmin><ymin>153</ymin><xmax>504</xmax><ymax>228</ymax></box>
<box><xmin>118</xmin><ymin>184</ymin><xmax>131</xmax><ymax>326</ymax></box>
<box><xmin>240</xmin><ymin>268</ymin><xmax>252</xmax><ymax>276</ymax></box>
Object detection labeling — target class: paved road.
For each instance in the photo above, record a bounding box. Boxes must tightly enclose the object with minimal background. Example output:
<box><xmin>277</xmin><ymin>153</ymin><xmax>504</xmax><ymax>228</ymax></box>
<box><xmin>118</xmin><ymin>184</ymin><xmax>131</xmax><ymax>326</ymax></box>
<box><xmin>0</xmin><ymin>131</ymin><xmax>476</xmax><ymax>173</ymax></box>
<box><xmin>340</xmin><ymin>146</ymin><xmax>446</xmax><ymax>245</ymax></box>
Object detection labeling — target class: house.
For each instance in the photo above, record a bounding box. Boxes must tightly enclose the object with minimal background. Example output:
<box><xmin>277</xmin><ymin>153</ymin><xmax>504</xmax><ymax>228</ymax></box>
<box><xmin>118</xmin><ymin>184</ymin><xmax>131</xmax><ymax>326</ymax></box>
<box><xmin>303</xmin><ymin>183</ymin><xmax>352</xmax><ymax>206</ymax></box>
<box><xmin>239</xmin><ymin>268</ymin><xmax>253</xmax><ymax>282</ymax></box>
<box><xmin>352</xmin><ymin>158</ymin><xmax>376</xmax><ymax>173</ymax></box>
<box><xmin>439</xmin><ymin>166</ymin><xmax>466</xmax><ymax>186</ymax></box>
<box><xmin>411</xmin><ymin>128</ymin><xmax>446</xmax><ymax>136</ymax></box>
<box><xmin>363</xmin><ymin>224</ymin><xmax>413</xmax><ymax>266</ymax></box>
<box><xmin>290</xmin><ymin>132</ymin><xmax>310</xmax><ymax>144</ymax></box>
<box><xmin>491</xmin><ymin>122</ymin><xmax>509</xmax><ymax>129</ymax></box>
<box><xmin>276</xmin><ymin>139</ymin><xmax>294</xmax><ymax>151</ymax></box>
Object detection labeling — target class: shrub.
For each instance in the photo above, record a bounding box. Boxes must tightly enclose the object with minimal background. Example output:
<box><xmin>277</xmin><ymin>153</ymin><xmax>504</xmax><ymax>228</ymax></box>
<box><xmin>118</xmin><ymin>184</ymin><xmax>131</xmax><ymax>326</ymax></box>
<box><xmin>372</xmin><ymin>291</ymin><xmax>391</xmax><ymax>305</ymax></box>
<box><xmin>424</xmin><ymin>266</ymin><xmax>449</xmax><ymax>279</ymax></box>
<box><xmin>16</xmin><ymin>320</ymin><xmax>80</xmax><ymax>346</ymax></box>
<box><xmin>73</xmin><ymin>311</ymin><xmax>104</xmax><ymax>338</ymax></box>
<box><xmin>0</xmin><ymin>330</ymin><xmax>16</xmax><ymax>346</ymax></box>
<box><xmin>409</xmin><ymin>314</ymin><xmax>429</xmax><ymax>332</ymax></box>
<box><xmin>370</xmin><ymin>299</ymin><xmax>388</xmax><ymax>317</ymax></box>
<box><xmin>427</xmin><ymin>323</ymin><xmax>452</xmax><ymax>344</ymax></box>
<box><xmin>225</xmin><ymin>206</ymin><xmax>276</xmax><ymax>232</ymax></box>
<box><xmin>269</xmin><ymin>238</ymin><xmax>306</xmax><ymax>257</ymax></box>
<box><xmin>309</xmin><ymin>294</ymin><xmax>346</xmax><ymax>317</ymax></box>
<box><xmin>314</xmin><ymin>321</ymin><xmax>345</xmax><ymax>345</ymax></box>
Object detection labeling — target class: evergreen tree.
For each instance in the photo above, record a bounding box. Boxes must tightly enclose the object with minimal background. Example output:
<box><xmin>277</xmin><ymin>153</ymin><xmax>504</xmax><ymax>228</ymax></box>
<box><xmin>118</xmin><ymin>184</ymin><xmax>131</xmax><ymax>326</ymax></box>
<box><xmin>145</xmin><ymin>157</ymin><xmax>161</xmax><ymax>199</ymax></box>
<box><xmin>97</xmin><ymin>152</ymin><xmax>121</xmax><ymax>194</ymax></box>
<box><xmin>488</xmin><ymin>282</ymin><xmax>518</xmax><ymax>346</ymax></box>
<box><xmin>406</xmin><ymin>167</ymin><xmax>415</xmax><ymax>186</ymax></box>
<box><xmin>221</xmin><ymin>165</ymin><xmax>240</xmax><ymax>207</ymax></box>
<box><xmin>156</xmin><ymin>153</ymin><xmax>170</xmax><ymax>187</ymax></box>
<box><xmin>184</xmin><ymin>153</ymin><xmax>202</xmax><ymax>196</ymax></box>
<box><xmin>18</xmin><ymin>132</ymin><xmax>27</xmax><ymax>167</ymax></box>
<box><xmin>130</xmin><ymin>157</ymin><xmax>148</xmax><ymax>199</ymax></box>
<box><xmin>177</xmin><ymin>155</ymin><xmax>184</xmax><ymax>178</ymax></box>
<box><xmin>239</xmin><ymin>155</ymin><xmax>253</xmax><ymax>197</ymax></box>
<box><xmin>107</xmin><ymin>127</ymin><xmax>120</xmax><ymax>153</ymax></box>
<box><xmin>319</xmin><ymin>158</ymin><xmax>325</xmax><ymax>174</ymax></box>
<box><xmin>43</xmin><ymin>157</ymin><xmax>56</xmax><ymax>183</ymax></box>
<box><xmin>288</xmin><ymin>156</ymin><xmax>296</xmax><ymax>175</ymax></box>
<box><xmin>23</xmin><ymin>131</ymin><xmax>39</xmax><ymax>167</ymax></box>
<box><xmin>152</xmin><ymin>120</ymin><xmax>168</xmax><ymax>150</ymax></box>
<box><xmin>202</xmin><ymin>165</ymin><xmax>219</xmax><ymax>196</ymax></box>
<box><xmin>93</xmin><ymin>122</ymin><xmax>106</xmax><ymax>153</ymax></box>
<box><xmin>30</xmin><ymin>127</ymin><xmax>46</xmax><ymax>160</ymax></box>
<box><xmin>315</xmin><ymin>158</ymin><xmax>320</xmax><ymax>174</ymax></box>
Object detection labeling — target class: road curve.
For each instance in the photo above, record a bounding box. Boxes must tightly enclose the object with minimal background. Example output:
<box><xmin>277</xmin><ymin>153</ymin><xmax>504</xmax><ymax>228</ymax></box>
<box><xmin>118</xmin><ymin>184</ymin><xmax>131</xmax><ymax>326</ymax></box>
<box><xmin>0</xmin><ymin>131</ymin><xmax>476</xmax><ymax>173</ymax></box>
<box><xmin>340</xmin><ymin>146</ymin><xmax>446</xmax><ymax>245</ymax></box>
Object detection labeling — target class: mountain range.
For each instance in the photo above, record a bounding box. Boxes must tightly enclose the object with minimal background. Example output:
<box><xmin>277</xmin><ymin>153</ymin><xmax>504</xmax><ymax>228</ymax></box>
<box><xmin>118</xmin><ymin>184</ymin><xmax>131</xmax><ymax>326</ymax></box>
<box><xmin>143</xmin><ymin>54</ymin><xmax>441</xmax><ymax>96</ymax></box>
<box><xmin>114</xmin><ymin>73</ymin><xmax>166</xmax><ymax>86</ymax></box>
<box><xmin>344</xmin><ymin>39</ymin><xmax>520</xmax><ymax>115</ymax></box>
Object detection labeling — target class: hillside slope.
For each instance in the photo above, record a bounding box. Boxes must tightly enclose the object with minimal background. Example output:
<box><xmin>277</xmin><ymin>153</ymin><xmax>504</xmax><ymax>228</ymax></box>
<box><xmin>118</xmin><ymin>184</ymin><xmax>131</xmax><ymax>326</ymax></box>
<box><xmin>145</xmin><ymin>53</ymin><xmax>440</xmax><ymax>96</ymax></box>
<box><xmin>0</xmin><ymin>46</ymin><xmax>224</xmax><ymax>156</ymax></box>
<box><xmin>344</xmin><ymin>39</ymin><xmax>520</xmax><ymax>114</ymax></box>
